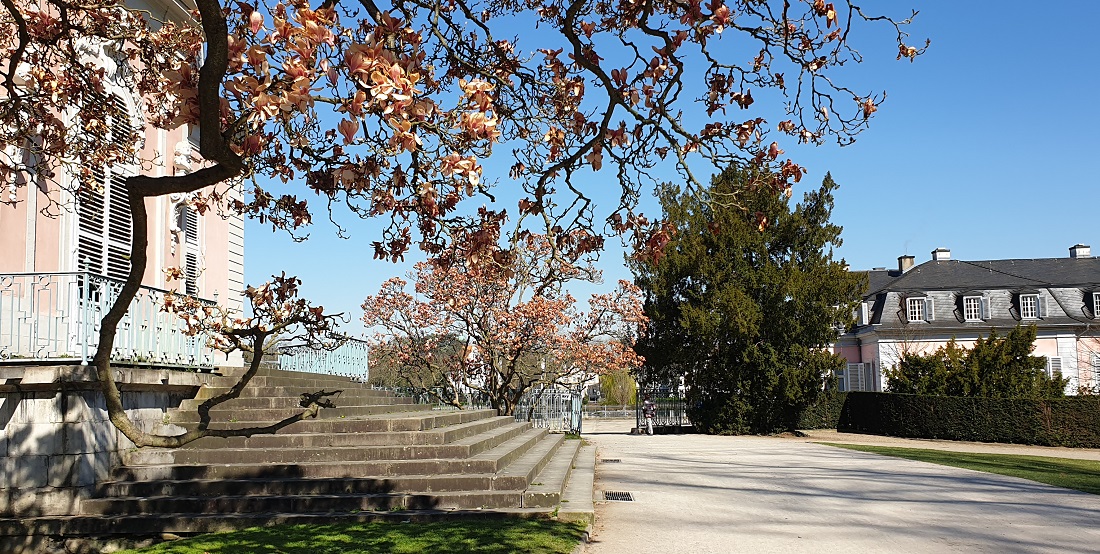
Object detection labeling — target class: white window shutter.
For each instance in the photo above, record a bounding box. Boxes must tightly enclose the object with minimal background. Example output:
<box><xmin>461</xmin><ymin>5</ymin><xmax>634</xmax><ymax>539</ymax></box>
<box><xmin>184</xmin><ymin>207</ymin><xmax>199</xmax><ymax>245</ymax></box>
<box><xmin>184</xmin><ymin>252</ymin><xmax>199</xmax><ymax>295</ymax></box>
<box><xmin>925</xmin><ymin>297</ymin><xmax>935</xmax><ymax>321</ymax></box>
<box><xmin>76</xmin><ymin>181</ymin><xmax>106</xmax><ymax>275</ymax></box>
<box><xmin>1047</xmin><ymin>357</ymin><xmax>1062</xmax><ymax>379</ymax></box>
<box><xmin>981</xmin><ymin>296</ymin><xmax>991</xmax><ymax>319</ymax></box>
<box><xmin>75</xmin><ymin>92</ymin><xmax>135</xmax><ymax>281</ymax></box>
<box><xmin>1038</xmin><ymin>295</ymin><xmax>1047</xmax><ymax>318</ymax></box>
<box><xmin>847</xmin><ymin>363</ymin><xmax>863</xmax><ymax>391</ymax></box>
<box><xmin>104</xmin><ymin>172</ymin><xmax>133</xmax><ymax>280</ymax></box>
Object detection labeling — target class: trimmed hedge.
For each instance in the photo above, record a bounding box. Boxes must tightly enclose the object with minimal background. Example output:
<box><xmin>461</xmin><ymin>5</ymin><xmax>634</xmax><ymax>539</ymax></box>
<box><xmin>796</xmin><ymin>392</ymin><xmax>848</xmax><ymax>430</ymax></box>
<box><xmin>838</xmin><ymin>392</ymin><xmax>1100</xmax><ymax>448</ymax></box>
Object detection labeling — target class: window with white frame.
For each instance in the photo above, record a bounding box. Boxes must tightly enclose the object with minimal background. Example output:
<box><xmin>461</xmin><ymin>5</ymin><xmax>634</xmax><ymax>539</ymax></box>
<box><xmin>1019</xmin><ymin>294</ymin><xmax>1039</xmax><ymax>319</ymax></box>
<box><xmin>906</xmin><ymin>297</ymin><xmax>932</xmax><ymax>322</ymax></box>
<box><xmin>906</xmin><ymin>297</ymin><xmax>923</xmax><ymax>322</ymax></box>
<box><xmin>963</xmin><ymin>296</ymin><xmax>983</xmax><ymax>322</ymax></box>
<box><xmin>1093</xmin><ymin>293</ymin><xmax>1100</xmax><ymax>319</ymax></box>
<box><xmin>833</xmin><ymin>369</ymin><xmax>847</xmax><ymax>392</ymax></box>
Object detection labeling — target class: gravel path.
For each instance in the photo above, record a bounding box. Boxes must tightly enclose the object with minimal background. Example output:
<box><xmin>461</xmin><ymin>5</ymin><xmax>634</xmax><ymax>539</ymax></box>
<box><xmin>580</xmin><ymin>420</ymin><xmax>1100</xmax><ymax>553</ymax></box>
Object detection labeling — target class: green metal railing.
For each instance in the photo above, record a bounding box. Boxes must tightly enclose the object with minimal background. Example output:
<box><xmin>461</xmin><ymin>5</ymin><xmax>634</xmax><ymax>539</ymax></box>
<box><xmin>0</xmin><ymin>272</ymin><xmax>215</xmax><ymax>367</ymax></box>
<box><xmin>278</xmin><ymin>339</ymin><xmax>370</xmax><ymax>380</ymax></box>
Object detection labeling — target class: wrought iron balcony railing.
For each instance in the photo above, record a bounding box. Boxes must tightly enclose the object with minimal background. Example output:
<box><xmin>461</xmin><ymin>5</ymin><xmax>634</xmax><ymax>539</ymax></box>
<box><xmin>0</xmin><ymin>272</ymin><xmax>215</xmax><ymax>368</ymax></box>
<box><xmin>279</xmin><ymin>338</ymin><xmax>370</xmax><ymax>380</ymax></box>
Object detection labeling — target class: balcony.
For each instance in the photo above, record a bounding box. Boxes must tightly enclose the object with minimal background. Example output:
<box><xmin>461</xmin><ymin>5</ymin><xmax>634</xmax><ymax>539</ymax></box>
<box><xmin>0</xmin><ymin>272</ymin><xmax>215</xmax><ymax>368</ymax></box>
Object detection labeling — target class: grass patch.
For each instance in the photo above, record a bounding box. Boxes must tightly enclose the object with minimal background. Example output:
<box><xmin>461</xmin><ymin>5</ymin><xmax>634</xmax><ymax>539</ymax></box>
<box><xmin>821</xmin><ymin>443</ymin><xmax>1100</xmax><ymax>495</ymax></box>
<box><xmin>119</xmin><ymin>518</ymin><xmax>588</xmax><ymax>554</ymax></box>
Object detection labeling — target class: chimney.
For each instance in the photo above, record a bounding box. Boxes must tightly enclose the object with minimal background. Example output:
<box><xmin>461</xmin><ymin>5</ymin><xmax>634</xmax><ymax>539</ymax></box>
<box><xmin>931</xmin><ymin>248</ymin><xmax>951</xmax><ymax>261</ymax></box>
<box><xmin>1070</xmin><ymin>244</ymin><xmax>1092</xmax><ymax>259</ymax></box>
<box><xmin>898</xmin><ymin>255</ymin><xmax>915</xmax><ymax>273</ymax></box>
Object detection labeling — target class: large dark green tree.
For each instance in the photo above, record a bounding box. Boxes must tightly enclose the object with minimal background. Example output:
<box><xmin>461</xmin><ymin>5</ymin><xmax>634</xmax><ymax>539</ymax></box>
<box><xmin>632</xmin><ymin>167</ymin><xmax>864</xmax><ymax>434</ymax></box>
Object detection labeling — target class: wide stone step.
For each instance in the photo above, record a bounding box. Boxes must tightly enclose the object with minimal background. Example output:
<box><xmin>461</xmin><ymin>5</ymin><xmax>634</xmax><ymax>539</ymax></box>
<box><xmin>168</xmin><ymin>402</ymin><xmax>431</xmax><ymax>424</ymax></box>
<box><xmin>254</xmin><ymin>367</ymin><xmax>368</xmax><ymax>381</ymax></box>
<box><xmin>178</xmin><ymin>415</ymin><xmax>517</xmax><ymax>450</ymax></box>
<box><xmin>125</xmin><ymin>421</ymin><xmax>532</xmax><ymax>465</ymax></box>
<box><xmin>80</xmin><ymin>489</ymin><xmax>527</xmax><ymax>516</ymax></box>
<box><xmin>207</xmin><ymin>374</ymin><xmax>371</xmax><ymax>389</ymax></box>
<box><xmin>193</xmin><ymin>384</ymin><xmax>399</xmax><ymax>400</ymax></box>
<box><xmin>556</xmin><ymin>443</ymin><xmax>596</xmax><ymax>524</ymax></box>
<box><xmin>488</xmin><ymin>432</ymin><xmax>565</xmax><ymax>496</ymax></box>
<box><xmin>179</xmin><ymin>393</ymin><xmax>412</xmax><ymax>411</ymax></box>
<box><xmin>469</xmin><ymin>427</ymin><xmax>552</xmax><ymax>476</ymax></box>
<box><xmin>97</xmin><ymin>472</ymin><xmax>526</xmax><ymax>499</ymax></box>
<box><xmin>523</xmin><ymin>438</ymin><xmax>581</xmax><ymax>508</ymax></box>
<box><xmin>113</xmin><ymin>428</ymin><xmax>548</xmax><ymax>481</ymax></box>
<box><xmin>191</xmin><ymin>408</ymin><xmax>496</xmax><ymax>434</ymax></box>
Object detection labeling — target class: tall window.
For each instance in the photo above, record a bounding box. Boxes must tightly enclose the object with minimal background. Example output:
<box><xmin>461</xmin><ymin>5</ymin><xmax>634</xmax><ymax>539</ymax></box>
<box><xmin>76</xmin><ymin>93</ymin><xmax>135</xmax><ymax>281</ymax></box>
<box><xmin>1093</xmin><ymin>293</ymin><xmax>1100</xmax><ymax>319</ymax></box>
<box><xmin>176</xmin><ymin>204</ymin><xmax>200</xmax><ymax>295</ymax></box>
<box><xmin>1019</xmin><ymin>294</ymin><xmax>1039</xmax><ymax>319</ymax></box>
<box><xmin>963</xmin><ymin>296</ymin><xmax>983</xmax><ymax>322</ymax></box>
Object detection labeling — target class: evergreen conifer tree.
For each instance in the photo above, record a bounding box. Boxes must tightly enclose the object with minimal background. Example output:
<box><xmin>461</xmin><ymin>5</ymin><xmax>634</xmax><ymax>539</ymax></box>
<box><xmin>633</xmin><ymin>167</ymin><xmax>864</xmax><ymax>434</ymax></box>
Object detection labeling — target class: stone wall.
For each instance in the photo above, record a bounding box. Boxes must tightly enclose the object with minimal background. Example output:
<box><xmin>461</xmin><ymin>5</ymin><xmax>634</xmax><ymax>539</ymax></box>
<box><xmin>0</xmin><ymin>365</ymin><xmax>215</xmax><ymax>517</ymax></box>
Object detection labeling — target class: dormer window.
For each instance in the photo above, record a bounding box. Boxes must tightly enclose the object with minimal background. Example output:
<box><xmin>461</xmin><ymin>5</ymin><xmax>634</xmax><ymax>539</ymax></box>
<box><xmin>1093</xmin><ymin>293</ymin><xmax>1100</xmax><ymax>319</ymax></box>
<box><xmin>907</xmin><ymin>296</ymin><xmax>933</xmax><ymax>323</ymax></box>
<box><xmin>1019</xmin><ymin>294</ymin><xmax>1040</xmax><ymax>319</ymax></box>
<box><xmin>962</xmin><ymin>295</ymin><xmax>990</xmax><ymax>322</ymax></box>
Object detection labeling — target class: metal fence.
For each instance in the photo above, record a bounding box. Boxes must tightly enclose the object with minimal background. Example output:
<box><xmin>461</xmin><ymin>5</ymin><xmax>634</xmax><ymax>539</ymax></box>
<box><xmin>583</xmin><ymin>404</ymin><xmax>635</xmax><ymax>418</ymax></box>
<box><xmin>279</xmin><ymin>339</ymin><xmax>370</xmax><ymax>380</ymax></box>
<box><xmin>515</xmin><ymin>388</ymin><xmax>583</xmax><ymax>434</ymax></box>
<box><xmin>0</xmin><ymin>272</ymin><xmax>215</xmax><ymax>367</ymax></box>
<box><xmin>637</xmin><ymin>388</ymin><xmax>687</xmax><ymax>429</ymax></box>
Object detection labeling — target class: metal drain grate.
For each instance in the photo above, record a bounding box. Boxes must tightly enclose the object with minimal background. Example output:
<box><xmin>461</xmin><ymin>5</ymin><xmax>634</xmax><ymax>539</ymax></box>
<box><xmin>601</xmin><ymin>459</ymin><xmax>622</xmax><ymax>463</ymax></box>
<box><xmin>604</xmin><ymin>491</ymin><xmax>635</xmax><ymax>502</ymax></box>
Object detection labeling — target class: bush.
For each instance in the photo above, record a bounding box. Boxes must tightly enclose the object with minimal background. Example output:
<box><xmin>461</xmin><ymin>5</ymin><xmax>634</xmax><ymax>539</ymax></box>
<box><xmin>838</xmin><ymin>392</ymin><xmax>1100</xmax><ymax>448</ymax></box>
<box><xmin>886</xmin><ymin>326</ymin><xmax>1069</xmax><ymax>398</ymax></box>
<box><xmin>796</xmin><ymin>392</ymin><xmax>848</xmax><ymax>429</ymax></box>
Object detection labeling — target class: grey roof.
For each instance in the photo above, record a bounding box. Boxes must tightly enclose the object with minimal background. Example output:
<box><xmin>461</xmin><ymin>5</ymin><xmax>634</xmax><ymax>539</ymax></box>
<box><xmin>866</xmin><ymin>269</ymin><xmax>902</xmax><ymax>294</ymax></box>
<box><xmin>863</xmin><ymin>257</ymin><xmax>1100</xmax><ymax>297</ymax></box>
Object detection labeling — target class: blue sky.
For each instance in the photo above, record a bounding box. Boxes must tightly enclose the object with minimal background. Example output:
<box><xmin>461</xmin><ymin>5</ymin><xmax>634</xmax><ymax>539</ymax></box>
<box><xmin>245</xmin><ymin>1</ymin><xmax>1100</xmax><ymax>334</ymax></box>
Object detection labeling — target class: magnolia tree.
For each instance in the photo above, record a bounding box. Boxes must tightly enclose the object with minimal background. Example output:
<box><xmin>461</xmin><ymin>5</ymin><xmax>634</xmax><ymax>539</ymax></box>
<box><xmin>1</xmin><ymin>0</ymin><xmax>923</xmax><ymax>445</ymax></box>
<box><xmin>157</xmin><ymin>272</ymin><xmax>347</xmax><ymax>446</ymax></box>
<box><xmin>362</xmin><ymin>235</ymin><xmax>646</xmax><ymax>415</ymax></box>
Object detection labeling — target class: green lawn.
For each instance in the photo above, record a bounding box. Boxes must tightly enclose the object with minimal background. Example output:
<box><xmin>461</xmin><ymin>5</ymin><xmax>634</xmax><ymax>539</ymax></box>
<box><xmin>119</xmin><ymin>519</ymin><xmax>588</xmax><ymax>554</ymax></box>
<box><xmin>821</xmin><ymin>443</ymin><xmax>1100</xmax><ymax>495</ymax></box>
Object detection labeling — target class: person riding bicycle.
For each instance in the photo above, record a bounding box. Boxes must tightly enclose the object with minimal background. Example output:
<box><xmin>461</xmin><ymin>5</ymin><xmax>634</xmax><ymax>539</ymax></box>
<box><xmin>642</xmin><ymin>394</ymin><xmax>657</xmax><ymax>436</ymax></box>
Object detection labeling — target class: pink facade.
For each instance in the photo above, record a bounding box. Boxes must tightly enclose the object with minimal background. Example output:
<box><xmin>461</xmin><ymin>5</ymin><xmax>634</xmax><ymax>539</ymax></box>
<box><xmin>1</xmin><ymin>13</ymin><xmax>244</xmax><ymax>367</ymax></box>
<box><xmin>1</xmin><ymin>127</ymin><xmax>243</xmax><ymax>305</ymax></box>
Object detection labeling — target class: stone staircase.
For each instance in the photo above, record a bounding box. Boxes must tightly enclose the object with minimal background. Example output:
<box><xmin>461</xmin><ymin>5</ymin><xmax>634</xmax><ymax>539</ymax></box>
<box><xmin>3</xmin><ymin>367</ymin><xmax>591</xmax><ymax>543</ymax></box>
